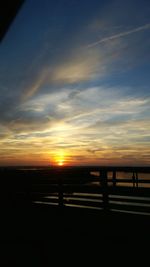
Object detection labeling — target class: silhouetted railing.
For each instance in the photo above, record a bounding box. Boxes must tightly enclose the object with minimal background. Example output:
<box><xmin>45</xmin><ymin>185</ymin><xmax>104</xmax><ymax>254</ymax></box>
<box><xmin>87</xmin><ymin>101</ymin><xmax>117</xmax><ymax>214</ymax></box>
<box><xmin>30</xmin><ymin>167</ymin><xmax>150</xmax><ymax>215</ymax></box>
<box><xmin>0</xmin><ymin>166</ymin><xmax>150</xmax><ymax>215</ymax></box>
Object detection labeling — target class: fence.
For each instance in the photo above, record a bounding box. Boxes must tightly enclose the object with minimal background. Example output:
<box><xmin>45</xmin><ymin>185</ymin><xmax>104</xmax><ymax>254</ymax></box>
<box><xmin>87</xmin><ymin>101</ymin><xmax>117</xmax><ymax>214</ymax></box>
<box><xmin>0</xmin><ymin>166</ymin><xmax>150</xmax><ymax>215</ymax></box>
<box><xmin>30</xmin><ymin>167</ymin><xmax>150</xmax><ymax>216</ymax></box>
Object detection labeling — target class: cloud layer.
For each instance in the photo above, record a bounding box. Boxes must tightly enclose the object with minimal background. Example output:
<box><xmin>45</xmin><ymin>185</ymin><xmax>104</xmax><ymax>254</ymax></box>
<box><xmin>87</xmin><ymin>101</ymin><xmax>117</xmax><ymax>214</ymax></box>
<box><xmin>0</xmin><ymin>0</ymin><xmax>150</xmax><ymax>166</ymax></box>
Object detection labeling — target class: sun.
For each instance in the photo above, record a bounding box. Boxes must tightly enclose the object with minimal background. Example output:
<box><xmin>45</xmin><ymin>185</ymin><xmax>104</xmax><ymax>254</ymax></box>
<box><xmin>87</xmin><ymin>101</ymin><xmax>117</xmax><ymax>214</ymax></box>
<box><xmin>58</xmin><ymin>160</ymin><xmax>64</xmax><ymax>166</ymax></box>
<box><xmin>54</xmin><ymin>151</ymin><xmax>66</xmax><ymax>166</ymax></box>
<box><xmin>51</xmin><ymin>150</ymin><xmax>69</xmax><ymax>167</ymax></box>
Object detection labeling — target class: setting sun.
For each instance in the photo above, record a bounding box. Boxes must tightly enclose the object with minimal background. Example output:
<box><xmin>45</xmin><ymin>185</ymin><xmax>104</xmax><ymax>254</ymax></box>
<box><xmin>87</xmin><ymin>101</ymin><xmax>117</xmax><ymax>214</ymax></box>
<box><xmin>58</xmin><ymin>160</ymin><xmax>64</xmax><ymax>166</ymax></box>
<box><xmin>53</xmin><ymin>151</ymin><xmax>67</xmax><ymax>166</ymax></box>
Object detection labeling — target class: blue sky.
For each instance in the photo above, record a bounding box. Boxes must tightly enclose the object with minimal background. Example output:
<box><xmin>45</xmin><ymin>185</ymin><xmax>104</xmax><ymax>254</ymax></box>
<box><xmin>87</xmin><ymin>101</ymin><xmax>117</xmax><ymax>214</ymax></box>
<box><xmin>0</xmin><ymin>0</ymin><xmax>150</xmax><ymax>166</ymax></box>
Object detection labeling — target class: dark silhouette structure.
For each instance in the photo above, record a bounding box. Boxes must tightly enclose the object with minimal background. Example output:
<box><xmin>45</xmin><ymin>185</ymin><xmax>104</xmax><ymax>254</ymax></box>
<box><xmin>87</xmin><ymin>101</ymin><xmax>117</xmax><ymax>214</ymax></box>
<box><xmin>0</xmin><ymin>0</ymin><xmax>24</xmax><ymax>42</ymax></box>
<box><xmin>0</xmin><ymin>166</ymin><xmax>150</xmax><ymax>216</ymax></box>
<box><xmin>0</xmin><ymin>166</ymin><xmax>150</xmax><ymax>265</ymax></box>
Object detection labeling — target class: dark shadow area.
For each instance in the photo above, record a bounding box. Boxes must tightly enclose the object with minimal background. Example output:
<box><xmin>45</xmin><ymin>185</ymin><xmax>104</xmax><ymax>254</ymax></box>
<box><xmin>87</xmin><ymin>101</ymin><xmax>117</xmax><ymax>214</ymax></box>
<box><xmin>0</xmin><ymin>167</ymin><xmax>150</xmax><ymax>265</ymax></box>
<box><xmin>0</xmin><ymin>0</ymin><xmax>24</xmax><ymax>42</ymax></box>
<box><xmin>1</xmin><ymin>205</ymin><xmax>150</xmax><ymax>265</ymax></box>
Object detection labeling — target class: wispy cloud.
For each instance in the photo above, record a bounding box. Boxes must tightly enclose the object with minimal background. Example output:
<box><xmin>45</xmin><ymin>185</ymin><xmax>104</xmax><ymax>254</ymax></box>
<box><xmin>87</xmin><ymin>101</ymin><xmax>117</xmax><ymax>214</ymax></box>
<box><xmin>87</xmin><ymin>23</ymin><xmax>150</xmax><ymax>48</ymax></box>
<box><xmin>21</xmin><ymin>46</ymin><xmax>105</xmax><ymax>100</ymax></box>
<box><xmin>1</xmin><ymin>0</ymin><xmax>150</xmax><ymax>166</ymax></box>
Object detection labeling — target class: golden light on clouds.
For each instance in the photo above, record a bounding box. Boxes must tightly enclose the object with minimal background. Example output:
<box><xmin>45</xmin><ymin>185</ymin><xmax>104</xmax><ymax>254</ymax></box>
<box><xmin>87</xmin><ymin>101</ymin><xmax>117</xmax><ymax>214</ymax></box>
<box><xmin>51</xmin><ymin>48</ymin><xmax>102</xmax><ymax>84</ymax></box>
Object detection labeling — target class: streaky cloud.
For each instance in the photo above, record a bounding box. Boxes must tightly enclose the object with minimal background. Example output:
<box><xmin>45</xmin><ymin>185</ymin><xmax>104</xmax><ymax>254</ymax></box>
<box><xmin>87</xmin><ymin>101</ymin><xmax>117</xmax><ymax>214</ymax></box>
<box><xmin>87</xmin><ymin>23</ymin><xmax>150</xmax><ymax>48</ymax></box>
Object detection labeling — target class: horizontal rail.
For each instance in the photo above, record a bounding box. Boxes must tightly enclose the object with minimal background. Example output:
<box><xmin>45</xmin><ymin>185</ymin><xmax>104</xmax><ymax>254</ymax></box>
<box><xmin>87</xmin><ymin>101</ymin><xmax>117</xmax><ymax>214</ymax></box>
<box><xmin>0</xmin><ymin>167</ymin><xmax>150</xmax><ymax>215</ymax></box>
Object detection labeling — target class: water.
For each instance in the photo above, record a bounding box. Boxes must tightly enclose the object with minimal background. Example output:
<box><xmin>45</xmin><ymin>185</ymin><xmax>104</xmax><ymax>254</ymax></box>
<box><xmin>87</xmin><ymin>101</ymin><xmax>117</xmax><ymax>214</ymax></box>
<box><xmin>90</xmin><ymin>171</ymin><xmax>150</xmax><ymax>188</ymax></box>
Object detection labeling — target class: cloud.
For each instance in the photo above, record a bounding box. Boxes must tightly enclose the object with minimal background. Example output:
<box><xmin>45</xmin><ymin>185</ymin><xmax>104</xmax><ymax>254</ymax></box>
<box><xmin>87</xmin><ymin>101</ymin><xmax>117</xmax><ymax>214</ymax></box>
<box><xmin>21</xmin><ymin>68</ymin><xmax>51</xmax><ymax>101</ymax></box>
<box><xmin>20</xmin><ymin>47</ymin><xmax>103</xmax><ymax>100</ymax></box>
<box><xmin>17</xmin><ymin>16</ymin><xmax>150</xmax><ymax>102</ymax></box>
<box><xmin>1</xmin><ymin>0</ymin><xmax>150</xmax><ymax>166</ymax></box>
<box><xmin>87</xmin><ymin>23</ymin><xmax>150</xmax><ymax>48</ymax></box>
<box><xmin>50</xmin><ymin>48</ymin><xmax>102</xmax><ymax>84</ymax></box>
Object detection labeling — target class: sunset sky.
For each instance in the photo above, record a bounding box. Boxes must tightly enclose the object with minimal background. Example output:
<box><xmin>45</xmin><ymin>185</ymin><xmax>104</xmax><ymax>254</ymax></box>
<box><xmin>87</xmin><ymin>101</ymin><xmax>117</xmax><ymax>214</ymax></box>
<box><xmin>0</xmin><ymin>0</ymin><xmax>150</xmax><ymax>166</ymax></box>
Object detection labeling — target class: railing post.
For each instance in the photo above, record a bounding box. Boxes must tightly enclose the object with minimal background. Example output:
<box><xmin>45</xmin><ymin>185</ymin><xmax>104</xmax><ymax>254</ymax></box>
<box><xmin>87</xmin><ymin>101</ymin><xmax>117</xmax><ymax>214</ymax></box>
<box><xmin>132</xmin><ymin>172</ymin><xmax>136</xmax><ymax>188</ymax></box>
<box><xmin>58</xmin><ymin>179</ymin><xmax>63</xmax><ymax>208</ymax></box>
<box><xmin>112</xmin><ymin>171</ymin><xmax>116</xmax><ymax>187</ymax></box>
<box><xmin>136</xmin><ymin>172</ymin><xmax>138</xmax><ymax>188</ymax></box>
<box><xmin>100</xmin><ymin>170</ymin><xmax>109</xmax><ymax>211</ymax></box>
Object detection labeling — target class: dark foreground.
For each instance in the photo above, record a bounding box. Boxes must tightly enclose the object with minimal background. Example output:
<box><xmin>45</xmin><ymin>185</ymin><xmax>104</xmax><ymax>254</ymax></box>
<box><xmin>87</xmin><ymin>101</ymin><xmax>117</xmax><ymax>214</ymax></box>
<box><xmin>0</xmin><ymin>166</ymin><xmax>150</xmax><ymax>265</ymax></box>
<box><xmin>0</xmin><ymin>204</ymin><xmax>150</xmax><ymax>265</ymax></box>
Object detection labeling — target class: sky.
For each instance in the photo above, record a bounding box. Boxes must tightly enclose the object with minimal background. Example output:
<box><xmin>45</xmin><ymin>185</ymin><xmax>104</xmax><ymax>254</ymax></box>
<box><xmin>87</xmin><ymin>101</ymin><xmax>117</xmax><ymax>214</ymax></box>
<box><xmin>0</xmin><ymin>0</ymin><xmax>150</xmax><ymax>166</ymax></box>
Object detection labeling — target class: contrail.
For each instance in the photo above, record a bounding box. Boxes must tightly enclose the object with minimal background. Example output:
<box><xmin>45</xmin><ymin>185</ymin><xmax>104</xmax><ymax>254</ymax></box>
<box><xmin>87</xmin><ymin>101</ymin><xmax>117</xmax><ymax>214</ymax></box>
<box><xmin>87</xmin><ymin>23</ymin><xmax>150</xmax><ymax>48</ymax></box>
